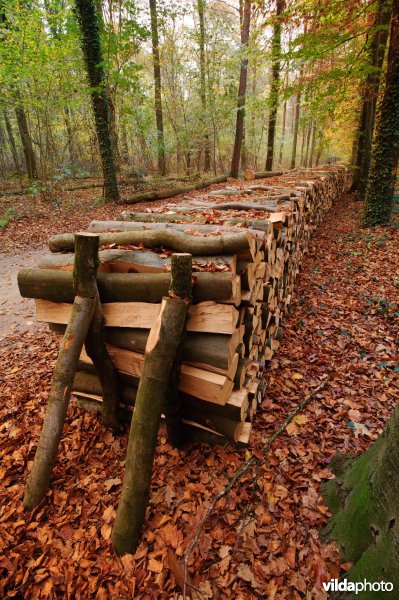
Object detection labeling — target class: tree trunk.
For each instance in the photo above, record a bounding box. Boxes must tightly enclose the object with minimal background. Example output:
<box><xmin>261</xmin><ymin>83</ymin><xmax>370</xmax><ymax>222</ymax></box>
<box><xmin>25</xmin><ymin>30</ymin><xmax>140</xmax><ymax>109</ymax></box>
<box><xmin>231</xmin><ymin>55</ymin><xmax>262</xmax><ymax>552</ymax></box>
<box><xmin>323</xmin><ymin>403</ymin><xmax>399</xmax><ymax>594</ymax></box>
<box><xmin>198</xmin><ymin>0</ymin><xmax>211</xmax><ymax>171</ymax></box>
<box><xmin>278</xmin><ymin>96</ymin><xmax>287</xmax><ymax>167</ymax></box>
<box><xmin>230</xmin><ymin>0</ymin><xmax>251</xmax><ymax>178</ymax></box>
<box><xmin>0</xmin><ymin>124</ymin><xmax>6</xmax><ymax>177</ymax></box>
<box><xmin>290</xmin><ymin>91</ymin><xmax>300</xmax><ymax>169</ymax></box>
<box><xmin>3</xmin><ymin>109</ymin><xmax>22</xmax><ymax>176</ymax></box>
<box><xmin>149</xmin><ymin>0</ymin><xmax>166</xmax><ymax>176</ymax></box>
<box><xmin>15</xmin><ymin>101</ymin><xmax>37</xmax><ymax>179</ymax></box>
<box><xmin>303</xmin><ymin>123</ymin><xmax>312</xmax><ymax>167</ymax></box>
<box><xmin>308</xmin><ymin>123</ymin><xmax>317</xmax><ymax>168</ymax></box>
<box><xmin>351</xmin><ymin>0</ymin><xmax>391</xmax><ymax>196</ymax></box>
<box><xmin>64</xmin><ymin>106</ymin><xmax>77</xmax><ymax>165</ymax></box>
<box><xmin>364</xmin><ymin>0</ymin><xmax>399</xmax><ymax>226</ymax></box>
<box><xmin>111</xmin><ymin>254</ymin><xmax>192</xmax><ymax>556</ymax></box>
<box><xmin>265</xmin><ymin>0</ymin><xmax>284</xmax><ymax>171</ymax></box>
<box><xmin>23</xmin><ymin>233</ymin><xmax>99</xmax><ymax>510</ymax></box>
<box><xmin>74</xmin><ymin>0</ymin><xmax>120</xmax><ymax>201</ymax></box>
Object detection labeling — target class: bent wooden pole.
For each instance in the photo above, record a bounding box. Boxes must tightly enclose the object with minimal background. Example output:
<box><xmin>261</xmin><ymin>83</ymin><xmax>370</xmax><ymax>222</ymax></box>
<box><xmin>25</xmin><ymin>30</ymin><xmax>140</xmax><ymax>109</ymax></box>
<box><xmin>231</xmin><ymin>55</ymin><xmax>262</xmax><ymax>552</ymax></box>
<box><xmin>111</xmin><ymin>253</ymin><xmax>192</xmax><ymax>556</ymax></box>
<box><xmin>165</xmin><ymin>254</ymin><xmax>192</xmax><ymax>448</ymax></box>
<box><xmin>23</xmin><ymin>233</ymin><xmax>99</xmax><ymax>510</ymax></box>
<box><xmin>85</xmin><ymin>291</ymin><xmax>121</xmax><ymax>431</ymax></box>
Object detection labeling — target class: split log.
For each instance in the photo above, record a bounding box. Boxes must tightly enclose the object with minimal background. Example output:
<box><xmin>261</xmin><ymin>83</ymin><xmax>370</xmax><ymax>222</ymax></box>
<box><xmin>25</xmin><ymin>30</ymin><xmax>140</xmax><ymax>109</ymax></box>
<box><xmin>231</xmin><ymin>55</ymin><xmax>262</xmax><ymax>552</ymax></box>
<box><xmin>180</xmin><ymin>407</ymin><xmax>244</xmax><ymax>441</ymax></box>
<box><xmin>36</xmin><ymin>299</ymin><xmax>239</xmax><ymax>335</ymax></box>
<box><xmin>48</xmin><ymin>228</ymin><xmax>257</xmax><ymax>257</ymax></box>
<box><xmin>121</xmin><ymin>174</ymin><xmax>227</xmax><ymax>204</ymax></box>
<box><xmin>19</xmin><ymin>268</ymin><xmax>240</xmax><ymax>305</ymax></box>
<box><xmin>182</xmin><ymin>420</ymin><xmax>251</xmax><ymax>446</ymax></box>
<box><xmin>78</xmin><ymin>343</ymin><xmax>235</xmax><ymax>405</ymax></box>
<box><xmin>23</xmin><ymin>233</ymin><xmax>100</xmax><ymax>510</ymax></box>
<box><xmin>87</xmin><ymin>219</ymin><xmax>266</xmax><ymax>242</ymax></box>
<box><xmin>39</xmin><ymin>249</ymin><xmax>237</xmax><ymax>275</ymax></box>
<box><xmin>72</xmin><ymin>369</ymin><xmax>249</xmax><ymax>421</ymax></box>
<box><xmin>50</xmin><ymin>323</ymin><xmax>243</xmax><ymax>374</ymax></box>
<box><xmin>111</xmin><ymin>254</ymin><xmax>192</xmax><ymax>556</ymax></box>
<box><xmin>101</xmin><ymin>327</ymin><xmax>242</xmax><ymax>372</ymax></box>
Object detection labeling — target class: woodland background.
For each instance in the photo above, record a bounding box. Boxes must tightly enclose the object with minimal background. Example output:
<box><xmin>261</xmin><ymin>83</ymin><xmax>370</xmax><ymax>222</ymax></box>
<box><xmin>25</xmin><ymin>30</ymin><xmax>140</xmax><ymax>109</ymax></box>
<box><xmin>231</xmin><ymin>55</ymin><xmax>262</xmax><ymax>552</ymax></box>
<box><xmin>0</xmin><ymin>0</ymin><xmax>371</xmax><ymax>183</ymax></box>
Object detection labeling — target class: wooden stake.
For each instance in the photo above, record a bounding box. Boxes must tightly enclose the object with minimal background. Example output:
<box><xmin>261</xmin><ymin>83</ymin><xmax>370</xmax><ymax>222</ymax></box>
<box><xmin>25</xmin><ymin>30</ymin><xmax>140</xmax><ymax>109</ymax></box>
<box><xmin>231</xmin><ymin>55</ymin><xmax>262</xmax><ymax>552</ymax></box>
<box><xmin>165</xmin><ymin>254</ymin><xmax>193</xmax><ymax>447</ymax></box>
<box><xmin>23</xmin><ymin>233</ymin><xmax>99</xmax><ymax>510</ymax></box>
<box><xmin>111</xmin><ymin>253</ymin><xmax>192</xmax><ymax>556</ymax></box>
<box><xmin>85</xmin><ymin>290</ymin><xmax>121</xmax><ymax>430</ymax></box>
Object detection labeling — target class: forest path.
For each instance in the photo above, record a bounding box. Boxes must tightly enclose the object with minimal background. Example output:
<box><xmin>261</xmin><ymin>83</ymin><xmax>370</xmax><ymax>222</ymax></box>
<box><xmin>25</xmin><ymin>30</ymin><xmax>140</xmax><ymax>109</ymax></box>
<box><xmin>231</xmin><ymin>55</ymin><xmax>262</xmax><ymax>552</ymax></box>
<box><xmin>0</xmin><ymin>248</ymin><xmax>46</xmax><ymax>340</ymax></box>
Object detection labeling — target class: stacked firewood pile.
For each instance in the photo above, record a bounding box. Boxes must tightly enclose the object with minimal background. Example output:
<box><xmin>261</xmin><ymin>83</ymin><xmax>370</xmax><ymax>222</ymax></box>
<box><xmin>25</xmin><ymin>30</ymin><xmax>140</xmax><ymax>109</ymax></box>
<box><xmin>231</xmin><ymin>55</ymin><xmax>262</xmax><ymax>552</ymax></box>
<box><xmin>18</xmin><ymin>166</ymin><xmax>347</xmax><ymax>446</ymax></box>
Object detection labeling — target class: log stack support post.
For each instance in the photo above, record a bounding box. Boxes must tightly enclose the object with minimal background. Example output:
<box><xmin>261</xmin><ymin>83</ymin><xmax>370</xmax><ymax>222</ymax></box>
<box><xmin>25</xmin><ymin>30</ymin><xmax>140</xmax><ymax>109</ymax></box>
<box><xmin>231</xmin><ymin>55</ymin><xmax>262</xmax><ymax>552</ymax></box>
<box><xmin>23</xmin><ymin>233</ymin><xmax>121</xmax><ymax>510</ymax></box>
<box><xmin>111</xmin><ymin>254</ymin><xmax>193</xmax><ymax>556</ymax></box>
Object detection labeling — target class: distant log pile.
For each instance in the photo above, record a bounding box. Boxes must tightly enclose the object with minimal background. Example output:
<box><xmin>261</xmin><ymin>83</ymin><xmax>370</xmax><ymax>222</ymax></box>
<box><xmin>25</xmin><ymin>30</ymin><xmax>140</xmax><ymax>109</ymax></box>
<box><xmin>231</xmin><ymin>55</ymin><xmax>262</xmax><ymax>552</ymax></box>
<box><xmin>18</xmin><ymin>166</ymin><xmax>347</xmax><ymax>446</ymax></box>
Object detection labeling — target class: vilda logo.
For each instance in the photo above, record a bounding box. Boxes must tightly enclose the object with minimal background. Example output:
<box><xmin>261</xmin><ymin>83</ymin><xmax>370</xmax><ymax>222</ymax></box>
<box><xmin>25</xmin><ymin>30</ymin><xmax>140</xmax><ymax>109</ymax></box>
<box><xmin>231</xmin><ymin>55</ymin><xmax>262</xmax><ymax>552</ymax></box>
<box><xmin>323</xmin><ymin>579</ymin><xmax>394</xmax><ymax>594</ymax></box>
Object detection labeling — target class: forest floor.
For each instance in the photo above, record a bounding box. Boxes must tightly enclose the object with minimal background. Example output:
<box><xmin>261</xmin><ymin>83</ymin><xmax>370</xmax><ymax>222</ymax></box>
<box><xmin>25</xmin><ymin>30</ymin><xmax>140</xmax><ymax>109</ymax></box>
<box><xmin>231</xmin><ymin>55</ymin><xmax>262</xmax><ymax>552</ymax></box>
<box><xmin>0</xmin><ymin>184</ymin><xmax>398</xmax><ymax>599</ymax></box>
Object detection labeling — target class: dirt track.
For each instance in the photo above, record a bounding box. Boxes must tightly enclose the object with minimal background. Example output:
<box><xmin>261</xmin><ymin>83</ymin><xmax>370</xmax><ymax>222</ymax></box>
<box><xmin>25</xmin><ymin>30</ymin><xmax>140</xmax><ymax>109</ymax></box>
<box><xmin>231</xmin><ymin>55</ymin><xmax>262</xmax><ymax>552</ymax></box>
<box><xmin>0</xmin><ymin>248</ymin><xmax>46</xmax><ymax>339</ymax></box>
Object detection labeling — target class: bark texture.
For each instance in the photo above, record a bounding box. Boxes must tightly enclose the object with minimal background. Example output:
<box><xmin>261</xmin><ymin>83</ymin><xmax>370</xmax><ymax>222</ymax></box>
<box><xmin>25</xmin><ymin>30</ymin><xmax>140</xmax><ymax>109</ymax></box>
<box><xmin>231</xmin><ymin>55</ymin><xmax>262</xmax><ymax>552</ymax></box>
<box><xmin>18</xmin><ymin>268</ymin><xmax>237</xmax><ymax>304</ymax></box>
<box><xmin>48</xmin><ymin>228</ymin><xmax>254</xmax><ymax>255</ymax></box>
<box><xmin>149</xmin><ymin>0</ymin><xmax>166</xmax><ymax>176</ymax></box>
<box><xmin>23</xmin><ymin>234</ymin><xmax>99</xmax><ymax>510</ymax></box>
<box><xmin>352</xmin><ymin>0</ymin><xmax>391</xmax><ymax>197</ymax></box>
<box><xmin>265</xmin><ymin>0</ymin><xmax>284</xmax><ymax>171</ymax></box>
<box><xmin>230</xmin><ymin>0</ymin><xmax>251</xmax><ymax>178</ymax></box>
<box><xmin>74</xmin><ymin>0</ymin><xmax>120</xmax><ymax>202</ymax></box>
<box><xmin>111</xmin><ymin>254</ymin><xmax>192</xmax><ymax>555</ymax></box>
<box><xmin>198</xmin><ymin>0</ymin><xmax>211</xmax><ymax>171</ymax></box>
<box><xmin>364</xmin><ymin>0</ymin><xmax>399</xmax><ymax>225</ymax></box>
<box><xmin>323</xmin><ymin>404</ymin><xmax>399</xmax><ymax>597</ymax></box>
<box><xmin>122</xmin><ymin>174</ymin><xmax>227</xmax><ymax>204</ymax></box>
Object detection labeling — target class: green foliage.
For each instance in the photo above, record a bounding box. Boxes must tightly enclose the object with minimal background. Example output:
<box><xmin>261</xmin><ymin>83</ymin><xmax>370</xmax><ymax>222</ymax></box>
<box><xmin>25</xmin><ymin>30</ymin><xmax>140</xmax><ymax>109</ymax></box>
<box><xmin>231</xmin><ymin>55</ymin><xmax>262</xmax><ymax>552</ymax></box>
<box><xmin>0</xmin><ymin>0</ymin><xmax>391</xmax><ymax>176</ymax></box>
<box><xmin>0</xmin><ymin>207</ymin><xmax>15</xmax><ymax>229</ymax></box>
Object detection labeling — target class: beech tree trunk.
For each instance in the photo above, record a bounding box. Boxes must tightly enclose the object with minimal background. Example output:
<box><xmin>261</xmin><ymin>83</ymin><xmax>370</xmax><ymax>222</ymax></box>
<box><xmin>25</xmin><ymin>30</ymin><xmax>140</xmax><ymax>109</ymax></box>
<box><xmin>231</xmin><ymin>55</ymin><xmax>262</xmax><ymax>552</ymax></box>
<box><xmin>265</xmin><ymin>0</ymin><xmax>284</xmax><ymax>171</ymax></box>
<box><xmin>323</xmin><ymin>403</ymin><xmax>399</xmax><ymax>594</ymax></box>
<box><xmin>3</xmin><ymin>109</ymin><xmax>22</xmax><ymax>176</ymax></box>
<box><xmin>352</xmin><ymin>0</ymin><xmax>391</xmax><ymax>197</ymax></box>
<box><xmin>278</xmin><ymin>95</ymin><xmax>287</xmax><ymax>167</ymax></box>
<box><xmin>230</xmin><ymin>0</ymin><xmax>251</xmax><ymax>178</ymax></box>
<box><xmin>15</xmin><ymin>100</ymin><xmax>37</xmax><ymax>179</ymax></box>
<box><xmin>290</xmin><ymin>91</ymin><xmax>301</xmax><ymax>169</ymax></box>
<box><xmin>364</xmin><ymin>0</ymin><xmax>399</xmax><ymax>226</ymax></box>
<box><xmin>198</xmin><ymin>0</ymin><xmax>211</xmax><ymax>171</ymax></box>
<box><xmin>111</xmin><ymin>254</ymin><xmax>192</xmax><ymax>556</ymax></box>
<box><xmin>23</xmin><ymin>233</ymin><xmax>99</xmax><ymax>510</ymax></box>
<box><xmin>74</xmin><ymin>0</ymin><xmax>120</xmax><ymax>201</ymax></box>
<box><xmin>149</xmin><ymin>0</ymin><xmax>166</xmax><ymax>176</ymax></box>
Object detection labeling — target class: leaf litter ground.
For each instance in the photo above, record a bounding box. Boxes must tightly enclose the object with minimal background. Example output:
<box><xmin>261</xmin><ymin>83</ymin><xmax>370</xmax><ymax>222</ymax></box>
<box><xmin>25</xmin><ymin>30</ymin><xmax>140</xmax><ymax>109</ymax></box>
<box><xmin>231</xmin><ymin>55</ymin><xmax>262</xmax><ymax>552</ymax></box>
<box><xmin>0</xmin><ymin>190</ymin><xmax>398</xmax><ymax>598</ymax></box>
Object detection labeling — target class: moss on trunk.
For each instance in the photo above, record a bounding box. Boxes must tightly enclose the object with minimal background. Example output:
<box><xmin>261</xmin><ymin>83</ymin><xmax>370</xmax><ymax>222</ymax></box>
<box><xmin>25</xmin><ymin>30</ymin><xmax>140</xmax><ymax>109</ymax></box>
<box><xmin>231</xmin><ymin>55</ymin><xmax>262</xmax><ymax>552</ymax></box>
<box><xmin>322</xmin><ymin>404</ymin><xmax>399</xmax><ymax>598</ymax></box>
<box><xmin>363</xmin><ymin>0</ymin><xmax>399</xmax><ymax>226</ymax></box>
